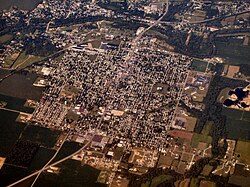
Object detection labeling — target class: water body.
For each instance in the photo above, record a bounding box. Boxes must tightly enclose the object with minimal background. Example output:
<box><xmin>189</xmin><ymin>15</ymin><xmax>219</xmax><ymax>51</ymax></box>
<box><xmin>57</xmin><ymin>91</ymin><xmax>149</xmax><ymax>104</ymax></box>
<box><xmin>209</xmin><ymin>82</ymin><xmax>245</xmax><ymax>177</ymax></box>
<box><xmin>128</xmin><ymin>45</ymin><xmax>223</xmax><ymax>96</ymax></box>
<box><xmin>0</xmin><ymin>0</ymin><xmax>42</xmax><ymax>10</ymax></box>
<box><xmin>223</xmin><ymin>87</ymin><xmax>249</xmax><ymax>108</ymax></box>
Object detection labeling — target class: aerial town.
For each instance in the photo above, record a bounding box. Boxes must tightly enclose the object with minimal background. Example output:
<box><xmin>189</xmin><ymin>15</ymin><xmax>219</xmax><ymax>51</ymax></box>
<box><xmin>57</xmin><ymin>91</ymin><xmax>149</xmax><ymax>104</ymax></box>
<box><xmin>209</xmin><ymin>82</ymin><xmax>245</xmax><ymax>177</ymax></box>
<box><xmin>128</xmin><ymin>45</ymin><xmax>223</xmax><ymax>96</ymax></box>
<box><xmin>0</xmin><ymin>0</ymin><xmax>250</xmax><ymax>187</ymax></box>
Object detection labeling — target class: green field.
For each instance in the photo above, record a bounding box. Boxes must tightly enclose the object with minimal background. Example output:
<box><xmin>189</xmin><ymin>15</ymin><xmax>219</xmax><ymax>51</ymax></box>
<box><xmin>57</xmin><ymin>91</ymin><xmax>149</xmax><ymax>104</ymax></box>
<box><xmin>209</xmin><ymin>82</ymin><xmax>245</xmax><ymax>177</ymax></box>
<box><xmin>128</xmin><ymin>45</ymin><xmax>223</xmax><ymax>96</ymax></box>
<box><xmin>29</xmin><ymin>147</ymin><xmax>56</xmax><ymax>171</ymax></box>
<box><xmin>19</xmin><ymin>125</ymin><xmax>61</xmax><ymax>148</ymax></box>
<box><xmin>151</xmin><ymin>175</ymin><xmax>172</xmax><ymax>187</ymax></box>
<box><xmin>141</xmin><ymin>181</ymin><xmax>150</xmax><ymax>187</ymax></box>
<box><xmin>35</xmin><ymin>160</ymin><xmax>106</xmax><ymax>187</ymax></box>
<box><xmin>11</xmin><ymin>52</ymin><xmax>41</xmax><ymax>69</ymax></box>
<box><xmin>201</xmin><ymin>121</ymin><xmax>213</xmax><ymax>136</ymax></box>
<box><xmin>0</xmin><ymin>110</ymin><xmax>26</xmax><ymax>156</ymax></box>
<box><xmin>3</xmin><ymin>51</ymin><xmax>41</xmax><ymax>69</ymax></box>
<box><xmin>191</xmin><ymin>59</ymin><xmax>208</xmax><ymax>72</ymax></box>
<box><xmin>141</xmin><ymin>175</ymin><xmax>173</xmax><ymax>187</ymax></box>
<box><xmin>190</xmin><ymin>178</ymin><xmax>200</xmax><ymax>187</ymax></box>
<box><xmin>0</xmin><ymin>94</ymin><xmax>34</xmax><ymax>114</ymax></box>
<box><xmin>215</xmin><ymin>39</ymin><xmax>250</xmax><ymax>65</ymax></box>
<box><xmin>222</xmin><ymin>107</ymin><xmax>250</xmax><ymax>140</ymax></box>
<box><xmin>191</xmin><ymin>133</ymin><xmax>212</xmax><ymax>148</ymax></box>
<box><xmin>52</xmin><ymin>141</ymin><xmax>82</xmax><ymax>163</ymax></box>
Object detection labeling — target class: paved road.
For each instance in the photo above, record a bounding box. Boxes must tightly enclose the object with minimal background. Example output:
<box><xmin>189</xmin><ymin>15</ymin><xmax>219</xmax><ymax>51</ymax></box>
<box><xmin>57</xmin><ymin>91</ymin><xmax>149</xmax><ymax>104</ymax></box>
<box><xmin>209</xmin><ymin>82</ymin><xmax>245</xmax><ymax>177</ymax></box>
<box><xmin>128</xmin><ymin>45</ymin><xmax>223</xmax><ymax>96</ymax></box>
<box><xmin>30</xmin><ymin>132</ymin><xmax>70</xmax><ymax>187</ymax></box>
<box><xmin>7</xmin><ymin>136</ymin><xmax>93</xmax><ymax>187</ymax></box>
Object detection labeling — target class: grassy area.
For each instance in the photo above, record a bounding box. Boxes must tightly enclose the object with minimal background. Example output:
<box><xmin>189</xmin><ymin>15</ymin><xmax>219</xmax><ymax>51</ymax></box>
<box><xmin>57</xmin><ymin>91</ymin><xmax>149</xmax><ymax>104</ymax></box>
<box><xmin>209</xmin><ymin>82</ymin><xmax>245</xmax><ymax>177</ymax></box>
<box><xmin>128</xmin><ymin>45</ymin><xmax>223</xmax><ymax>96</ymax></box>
<box><xmin>201</xmin><ymin>121</ymin><xmax>213</xmax><ymax>136</ymax></box>
<box><xmin>12</xmin><ymin>52</ymin><xmax>41</xmax><ymax>69</ymax></box>
<box><xmin>3</xmin><ymin>51</ymin><xmax>41</xmax><ymax>69</ymax></box>
<box><xmin>190</xmin><ymin>178</ymin><xmax>200</xmax><ymax>187</ymax></box>
<box><xmin>2</xmin><ymin>53</ymin><xmax>19</xmax><ymax>68</ymax></box>
<box><xmin>19</xmin><ymin>125</ymin><xmax>61</xmax><ymax>148</ymax></box>
<box><xmin>179</xmin><ymin>178</ymin><xmax>190</xmax><ymax>187</ymax></box>
<box><xmin>35</xmin><ymin>160</ymin><xmax>106</xmax><ymax>187</ymax></box>
<box><xmin>191</xmin><ymin>59</ymin><xmax>208</xmax><ymax>72</ymax></box>
<box><xmin>141</xmin><ymin>181</ymin><xmax>150</xmax><ymax>187</ymax></box>
<box><xmin>199</xmin><ymin>180</ymin><xmax>216</xmax><ymax>187</ymax></box>
<box><xmin>141</xmin><ymin>175</ymin><xmax>172</xmax><ymax>187</ymax></box>
<box><xmin>222</xmin><ymin>107</ymin><xmax>250</xmax><ymax>140</ymax></box>
<box><xmin>0</xmin><ymin>34</ymin><xmax>13</xmax><ymax>44</ymax></box>
<box><xmin>150</xmin><ymin>175</ymin><xmax>172</xmax><ymax>187</ymax></box>
<box><xmin>29</xmin><ymin>147</ymin><xmax>56</xmax><ymax>171</ymax></box>
<box><xmin>191</xmin><ymin>133</ymin><xmax>212</xmax><ymax>148</ymax></box>
<box><xmin>0</xmin><ymin>110</ymin><xmax>26</xmax><ymax>157</ymax></box>
<box><xmin>52</xmin><ymin>141</ymin><xmax>82</xmax><ymax>163</ymax></box>
<box><xmin>235</xmin><ymin>140</ymin><xmax>250</xmax><ymax>165</ymax></box>
<box><xmin>215</xmin><ymin>39</ymin><xmax>250</xmax><ymax>65</ymax></box>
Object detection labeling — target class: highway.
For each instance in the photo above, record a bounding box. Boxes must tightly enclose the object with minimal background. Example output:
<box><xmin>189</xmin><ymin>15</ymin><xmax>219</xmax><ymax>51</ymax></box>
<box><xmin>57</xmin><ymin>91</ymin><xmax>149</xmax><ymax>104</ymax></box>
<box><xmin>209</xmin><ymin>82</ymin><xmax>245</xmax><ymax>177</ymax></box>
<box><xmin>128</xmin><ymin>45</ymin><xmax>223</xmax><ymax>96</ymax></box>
<box><xmin>128</xmin><ymin>0</ymin><xmax>169</xmax><ymax>57</ymax></box>
<box><xmin>7</xmin><ymin>135</ymin><xmax>93</xmax><ymax>187</ymax></box>
<box><xmin>158</xmin><ymin>10</ymin><xmax>250</xmax><ymax>25</ymax></box>
<box><xmin>30</xmin><ymin>132</ymin><xmax>70</xmax><ymax>187</ymax></box>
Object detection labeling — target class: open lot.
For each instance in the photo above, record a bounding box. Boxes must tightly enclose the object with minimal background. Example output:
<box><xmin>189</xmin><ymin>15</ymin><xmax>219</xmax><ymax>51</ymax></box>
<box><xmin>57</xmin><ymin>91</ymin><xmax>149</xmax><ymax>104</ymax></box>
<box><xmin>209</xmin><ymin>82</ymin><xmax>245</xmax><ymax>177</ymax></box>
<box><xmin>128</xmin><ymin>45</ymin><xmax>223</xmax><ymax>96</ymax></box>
<box><xmin>235</xmin><ymin>140</ymin><xmax>250</xmax><ymax>165</ymax></box>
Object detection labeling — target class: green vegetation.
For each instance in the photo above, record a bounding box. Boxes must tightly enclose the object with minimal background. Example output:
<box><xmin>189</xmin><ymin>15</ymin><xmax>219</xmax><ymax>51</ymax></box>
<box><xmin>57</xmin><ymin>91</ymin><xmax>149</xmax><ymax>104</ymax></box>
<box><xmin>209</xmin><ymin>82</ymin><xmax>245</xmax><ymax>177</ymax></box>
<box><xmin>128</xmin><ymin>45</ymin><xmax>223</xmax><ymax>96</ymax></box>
<box><xmin>222</xmin><ymin>108</ymin><xmax>250</xmax><ymax>140</ymax></box>
<box><xmin>5</xmin><ymin>140</ymin><xmax>39</xmax><ymax>167</ymax></box>
<box><xmin>29</xmin><ymin>147</ymin><xmax>56</xmax><ymax>170</ymax></box>
<box><xmin>191</xmin><ymin>133</ymin><xmax>212</xmax><ymax>148</ymax></box>
<box><xmin>215</xmin><ymin>38</ymin><xmax>250</xmax><ymax>65</ymax></box>
<box><xmin>0</xmin><ymin>34</ymin><xmax>13</xmax><ymax>43</ymax></box>
<box><xmin>0</xmin><ymin>110</ymin><xmax>26</xmax><ymax>156</ymax></box>
<box><xmin>20</xmin><ymin>125</ymin><xmax>61</xmax><ymax>148</ymax></box>
<box><xmin>11</xmin><ymin>52</ymin><xmax>41</xmax><ymax>69</ymax></box>
<box><xmin>151</xmin><ymin>175</ymin><xmax>172</xmax><ymax>187</ymax></box>
<box><xmin>3</xmin><ymin>51</ymin><xmax>41</xmax><ymax>69</ymax></box>
<box><xmin>190</xmin><ymin>178</ymin><xmax>200</xmax><ymax>187</ymax></box>
<box><xmin>141</xmin><ymin>175</ymin><xmax>173</xmax><ymax>187</ymax></box>
<box><xmin>2</xmin><ymin>53</ymin><xmax>19</xmax><ymax>68</ymax></box>
<box><xmin>52</xmin><ymin>141</ymin><xmax>81</xmax><ymax>163</ymax></box>
<box><xmin>35</xmin><ymin>160</ymin><xmax>106</xmax><ymax>187</ymax></box>
<box><xmin>191</xmin><ymin>59</ymin><xmax>208</xmax><ymax>72</ymax></box>
<box><xmin>201</xmin><ymin>121</ymin><xmax>213</xmax><ymax>136</ymax></box>
<box><xmin>0</xmin><ymin>94</ymin><xmax>34</xmax><ymax>113</ymax></box>
<box><xmin>235</xmin><ymin>140</ymin><xmax>250</xmax><ymax>165</ymax></box>
<box><xmin>141</xmin><ymin>181</ymin><xmax>150</xmax><ymax>187</ymax></box>
<box><xmin>199</xmin><ymin>180</ymin><xmax>216</xmax><ymax>187</ymax></box>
